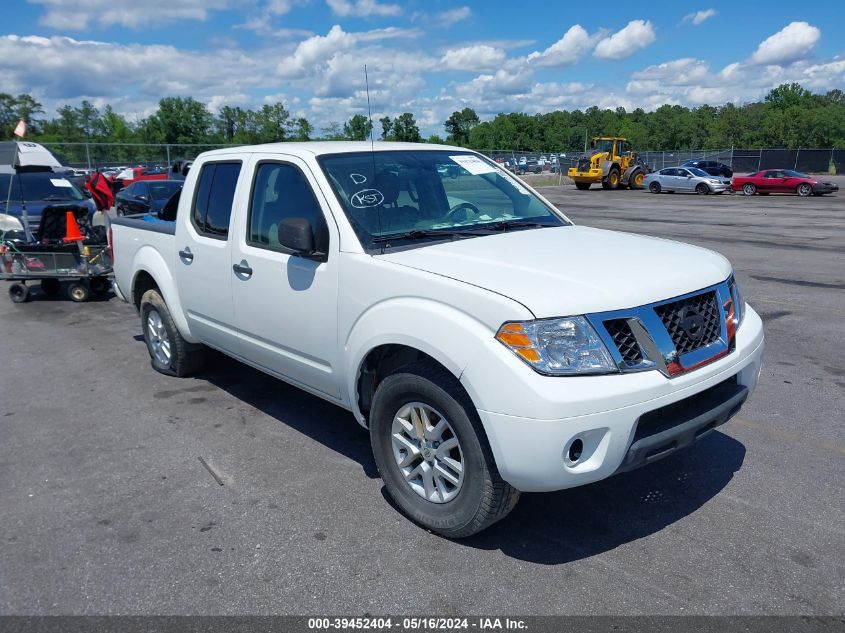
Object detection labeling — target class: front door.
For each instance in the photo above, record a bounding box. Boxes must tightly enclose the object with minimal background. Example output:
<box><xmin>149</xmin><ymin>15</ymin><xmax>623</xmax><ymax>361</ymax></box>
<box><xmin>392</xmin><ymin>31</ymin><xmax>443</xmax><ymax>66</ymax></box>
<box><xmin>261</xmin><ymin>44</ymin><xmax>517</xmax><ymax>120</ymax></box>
<box><xmin>229</xmin><ymin>155</ymin><xmax>341</xmax><ymax>399</ymax></box>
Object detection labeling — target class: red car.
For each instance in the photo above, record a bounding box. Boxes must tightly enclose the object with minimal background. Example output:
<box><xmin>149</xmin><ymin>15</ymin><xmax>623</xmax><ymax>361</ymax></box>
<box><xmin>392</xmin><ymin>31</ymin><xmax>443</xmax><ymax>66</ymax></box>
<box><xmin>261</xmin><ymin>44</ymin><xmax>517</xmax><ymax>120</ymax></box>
<box><xmin>731</xmin><ymin>169</ymin><xmax>839</xmax><ymax>197</ymax></box>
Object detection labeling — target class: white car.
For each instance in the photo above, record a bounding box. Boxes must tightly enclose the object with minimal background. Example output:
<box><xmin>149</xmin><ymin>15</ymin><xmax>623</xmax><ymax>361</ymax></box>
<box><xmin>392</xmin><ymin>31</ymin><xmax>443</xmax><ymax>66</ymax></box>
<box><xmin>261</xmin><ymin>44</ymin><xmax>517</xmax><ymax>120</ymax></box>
<box><xmin>645</xmin><ymin>167</ymin><xmax>731</xmax><ymax>194</ymax></box>
<box><xmin>110</xmin><ymin>142</ymin><xmax>764</xmax><ymax>537</ymax></box>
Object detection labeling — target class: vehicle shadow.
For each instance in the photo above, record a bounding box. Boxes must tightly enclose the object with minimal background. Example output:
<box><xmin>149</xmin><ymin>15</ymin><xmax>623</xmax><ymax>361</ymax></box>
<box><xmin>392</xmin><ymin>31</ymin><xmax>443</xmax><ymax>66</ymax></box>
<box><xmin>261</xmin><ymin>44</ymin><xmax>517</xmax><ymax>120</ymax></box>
<box><xmin>198</xmin><ymin>353</ymin><xmax>380</xmax><ymax>480</ymax></box>
<box><xmin>460</xmin><ymin>431</ymin><xmax>745</xmax><ymax>564</ymax></box>
<box><xmin>198</xmin><ymin>353</ymin><xmax>745</xmax><ymax>564</ymax></box>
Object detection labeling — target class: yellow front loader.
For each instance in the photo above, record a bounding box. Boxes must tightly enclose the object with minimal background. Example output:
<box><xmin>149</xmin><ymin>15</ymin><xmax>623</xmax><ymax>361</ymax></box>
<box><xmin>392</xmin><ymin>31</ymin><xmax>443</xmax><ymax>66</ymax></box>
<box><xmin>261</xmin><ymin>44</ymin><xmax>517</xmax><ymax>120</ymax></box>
<box><xmin>567</xmin><ymin>137</ymin><xmax>648</xmax><ymax>191</ymax></box>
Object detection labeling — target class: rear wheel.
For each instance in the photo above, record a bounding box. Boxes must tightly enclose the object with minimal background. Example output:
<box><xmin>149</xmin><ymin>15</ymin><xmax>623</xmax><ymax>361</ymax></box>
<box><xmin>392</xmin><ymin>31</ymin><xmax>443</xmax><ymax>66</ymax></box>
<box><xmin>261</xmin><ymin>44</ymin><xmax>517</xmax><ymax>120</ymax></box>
<box><xmin>742</xmin><ymin>183</ymin><xmax>757</xmax><ymax>196</ymax></box>
<box><xmin>695</xmin><ymin>183</ymin><xmax>710</xmax><ymax>195</ymax></box>
<box><xmin>68</xmin><ymin>282</ymin><xmax>89</xmax><ymax>302</ymax></box>
<box><xmin>369</xmin><ymin>361</ymin><xmax>520</xmax><ymax>538</ymax></box>
<box><xmin>574</xmin><ymin>182</ymin><xmax>591</xmax><ymax>191</ymax></box>
<box><xmin>649</xmin><ymin>181</ymin><xmax>662</xmax><ymax>194</ymax></box>
<box><xmin>797</xmin><ymin>183</ymin><xmax>812</xmax><ymax>197</ymax></box>
<box><xmin>9</xmin><ymin>283</ymin><xmax>29</xmax><ymax>303</ymax></box>
<box><xmin>140</xmin><ymin>288</ymin><xmax>206</xmax><ymax>377</ymax></box>
<box><xmin>40</xmin><ymin>278</ymin><xmax>61</xmax><ymax>296</ymax></box>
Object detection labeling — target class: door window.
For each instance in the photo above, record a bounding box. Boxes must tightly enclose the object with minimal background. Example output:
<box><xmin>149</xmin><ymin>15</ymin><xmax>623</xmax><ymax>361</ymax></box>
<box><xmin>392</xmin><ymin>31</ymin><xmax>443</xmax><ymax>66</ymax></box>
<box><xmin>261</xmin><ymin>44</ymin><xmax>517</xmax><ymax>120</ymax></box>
<box><xmin>192</xmin><ymin>162</ymin><xmax>242</xmax><ymax>239</ymax></box>
<box><xmin>247</xmin><ymin>162</ymin><xmax>328</xmax><ymax>253</ymax></box>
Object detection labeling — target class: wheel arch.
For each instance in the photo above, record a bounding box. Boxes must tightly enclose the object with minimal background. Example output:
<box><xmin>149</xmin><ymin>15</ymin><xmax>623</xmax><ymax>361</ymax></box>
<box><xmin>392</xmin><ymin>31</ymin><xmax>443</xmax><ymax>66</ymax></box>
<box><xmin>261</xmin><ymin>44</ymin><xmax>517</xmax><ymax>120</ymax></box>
<box><xmin>130</xmin><ymin>246</ymin><xmax>196</xmax><ymax>342</ymax></box>
<box><xmin>345</xmin><ymin>298</ymin><xmax>500</xmax><ymax>428</ymax></box>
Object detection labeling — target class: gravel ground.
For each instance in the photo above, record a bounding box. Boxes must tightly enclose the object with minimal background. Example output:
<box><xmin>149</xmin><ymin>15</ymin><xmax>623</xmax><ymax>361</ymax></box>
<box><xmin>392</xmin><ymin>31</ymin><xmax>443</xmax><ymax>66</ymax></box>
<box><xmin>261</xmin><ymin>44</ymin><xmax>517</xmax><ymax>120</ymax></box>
<box><xmin>1</xmin><ymin>182</ymin><xmax>843</xmax><ymax>616</ymax></box>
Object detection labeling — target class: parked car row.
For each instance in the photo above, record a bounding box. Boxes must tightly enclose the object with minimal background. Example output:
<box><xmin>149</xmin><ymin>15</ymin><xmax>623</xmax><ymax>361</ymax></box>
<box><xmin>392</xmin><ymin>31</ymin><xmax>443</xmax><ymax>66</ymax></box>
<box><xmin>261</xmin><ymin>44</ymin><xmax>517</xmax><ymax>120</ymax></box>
<box><xmin>644</xmin><ymin>164</ymin><xmax>838</xmax><ymax>197</ymax></box>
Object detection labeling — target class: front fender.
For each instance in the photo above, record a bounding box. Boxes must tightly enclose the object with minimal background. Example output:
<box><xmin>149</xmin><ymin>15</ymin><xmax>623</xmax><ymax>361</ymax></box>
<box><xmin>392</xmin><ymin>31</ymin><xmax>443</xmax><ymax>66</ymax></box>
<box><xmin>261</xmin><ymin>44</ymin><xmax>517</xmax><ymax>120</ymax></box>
<box><xmin>131</xmin><ymin>245</ymin><xmax>196</xmax><ymax>343</ymax></box>
<box><xmin>344</xmin><ymin>297</ymin><xmax>498</xmax><ymax>426</ymax></box>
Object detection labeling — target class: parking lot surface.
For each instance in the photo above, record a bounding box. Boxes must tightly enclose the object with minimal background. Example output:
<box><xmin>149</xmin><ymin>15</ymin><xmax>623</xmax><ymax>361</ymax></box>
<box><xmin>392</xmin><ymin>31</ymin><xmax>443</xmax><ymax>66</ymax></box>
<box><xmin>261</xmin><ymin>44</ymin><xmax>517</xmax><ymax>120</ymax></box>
<box><xmin>1</xmin><ymin>182</ymin><xmax>843</xmax><ymax>615</ymax></box>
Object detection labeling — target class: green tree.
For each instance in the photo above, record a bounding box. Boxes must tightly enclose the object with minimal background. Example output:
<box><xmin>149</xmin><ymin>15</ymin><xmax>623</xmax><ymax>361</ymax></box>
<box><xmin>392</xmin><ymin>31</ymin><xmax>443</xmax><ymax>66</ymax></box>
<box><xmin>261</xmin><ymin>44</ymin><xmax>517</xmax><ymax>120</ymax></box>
<box><xmin>392</xmin><ymin>113</ymin><xmax>421</xmax><ymax>142</ymax></box>
<box><xmin>145</xmin><ymin>97</ymin><xmax>213</xmax><ymax>144</ymax></box>
<box><xmin>444</xmin><ymin>107</ymin><xmax>480</xmax><ymax>145</ymax></box>
<box><xmin>343</xmin><ymin>114</ymin><xmax>373</xmax><ymax>141</ymax></box>
<box><xmin>379</xmin><ymin>116</ymin><xmax>393</xmax><ymax>140</ymax></box>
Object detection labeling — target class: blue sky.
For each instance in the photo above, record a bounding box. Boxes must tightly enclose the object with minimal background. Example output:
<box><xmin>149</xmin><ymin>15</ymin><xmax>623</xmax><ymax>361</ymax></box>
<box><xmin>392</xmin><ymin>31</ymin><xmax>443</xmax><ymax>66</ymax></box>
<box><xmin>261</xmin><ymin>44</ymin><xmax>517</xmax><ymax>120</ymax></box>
<box><xmin>3</xmin><ymin>0</ymin><xmax>844</xmax><ymax>135</ymax></box>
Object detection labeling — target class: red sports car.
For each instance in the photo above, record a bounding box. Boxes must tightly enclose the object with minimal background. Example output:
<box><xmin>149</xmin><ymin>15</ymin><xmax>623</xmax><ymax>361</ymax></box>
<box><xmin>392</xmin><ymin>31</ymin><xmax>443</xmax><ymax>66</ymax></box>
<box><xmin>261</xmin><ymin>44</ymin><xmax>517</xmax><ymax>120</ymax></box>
<box><xmin>731</xmin><ymin>169</ymin><xmax>839</xmax><ymax>197</ymax></box>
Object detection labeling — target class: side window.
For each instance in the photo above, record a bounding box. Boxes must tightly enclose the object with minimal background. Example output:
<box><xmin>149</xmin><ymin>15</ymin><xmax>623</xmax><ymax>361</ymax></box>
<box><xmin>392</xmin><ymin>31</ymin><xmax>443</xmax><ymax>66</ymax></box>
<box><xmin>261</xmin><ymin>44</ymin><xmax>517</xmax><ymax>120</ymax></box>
<box><xmin>247</xmin><ymin>162</ymin><xmax>328</xmax><ymax>253</ymax></box>
<box><xmin>192</xmin><ymin>162</ymin><xmax>241</xmax><ymax>238</ymax></box>
<box><xmin>136</xmin><ymin>183</ymin><xmax>148</xmax><ymax>198</ymax></box>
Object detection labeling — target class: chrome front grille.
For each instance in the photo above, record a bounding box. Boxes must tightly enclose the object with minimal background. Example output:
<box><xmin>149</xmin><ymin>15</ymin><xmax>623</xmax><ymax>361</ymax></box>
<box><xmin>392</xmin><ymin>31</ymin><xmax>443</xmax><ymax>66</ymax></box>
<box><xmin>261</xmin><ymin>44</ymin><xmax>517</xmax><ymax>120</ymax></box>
<box><xmin>654</xmin><ymin>291</ymin><xmax>721</xmax><ymax>354</ymax></box>
<box><xmin>604</xmin><ymin>318</ymin><xmax>643</xmax><ymax>365</ymax></box>
<box><xmin>588</xmin><ymin>280</ymin><xmax>733</xmax><ymax>378</ymax></box>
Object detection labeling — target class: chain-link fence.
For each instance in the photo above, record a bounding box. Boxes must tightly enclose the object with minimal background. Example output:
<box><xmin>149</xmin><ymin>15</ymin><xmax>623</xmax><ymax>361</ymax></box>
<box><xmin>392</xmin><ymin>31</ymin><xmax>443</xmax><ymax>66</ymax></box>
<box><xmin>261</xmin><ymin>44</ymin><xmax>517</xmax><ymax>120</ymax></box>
<box><xmin>41</xmin><ymin>142</ymin><xmax>842</xmax><ymax>175</ymax></box>
<box><xmin>41</xmin><ymin>142</ymin><xmax>238</xmax><ymax>171</ymax></box>
<box><xmin>478</xmin><ymin>148</ymin><xmax>840</xmax><ymax>174</ymax></box>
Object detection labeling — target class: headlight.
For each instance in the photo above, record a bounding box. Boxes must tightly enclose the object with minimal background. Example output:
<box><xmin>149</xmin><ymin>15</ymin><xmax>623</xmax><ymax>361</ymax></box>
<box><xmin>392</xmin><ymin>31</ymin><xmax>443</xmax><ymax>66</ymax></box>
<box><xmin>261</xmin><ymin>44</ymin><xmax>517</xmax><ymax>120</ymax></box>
<box><xmin>729</xmin><ymin>275</ymin><xmax>744</xmax><ymax>326</ymax></box>
<box><xmin>496</xmin><ymin>316</ymin><xmax>617</xmax><ymax>376</ymax></box>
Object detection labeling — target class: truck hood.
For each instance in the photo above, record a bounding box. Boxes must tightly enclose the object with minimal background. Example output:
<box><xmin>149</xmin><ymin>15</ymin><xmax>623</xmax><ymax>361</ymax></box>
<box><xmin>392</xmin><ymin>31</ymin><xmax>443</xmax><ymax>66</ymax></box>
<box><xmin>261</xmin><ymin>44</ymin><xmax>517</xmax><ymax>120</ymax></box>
<box><xmin>379</xmin><ymin>226</ymin><xmax>731</xmax><ymax>317</ymax></box>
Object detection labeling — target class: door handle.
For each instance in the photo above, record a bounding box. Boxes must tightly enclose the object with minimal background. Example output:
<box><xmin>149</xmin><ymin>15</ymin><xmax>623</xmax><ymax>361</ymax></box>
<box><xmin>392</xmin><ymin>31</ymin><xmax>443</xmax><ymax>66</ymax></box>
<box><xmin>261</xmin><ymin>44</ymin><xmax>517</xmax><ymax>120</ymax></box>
<box><xmin>178</xmin><ymin>247</ymin><xmax>194</xmax><ymax>263</ymax></box>
<box><xmin>232</xmin><ymin>260</ymin><xmax>253</xmax><ymax>277</ymax></box>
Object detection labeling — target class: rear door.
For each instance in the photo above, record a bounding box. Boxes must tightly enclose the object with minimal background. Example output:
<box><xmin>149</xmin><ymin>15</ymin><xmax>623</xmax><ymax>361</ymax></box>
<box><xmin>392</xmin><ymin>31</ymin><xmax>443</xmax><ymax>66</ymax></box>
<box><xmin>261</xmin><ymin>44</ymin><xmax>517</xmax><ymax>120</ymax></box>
<box><xmin>228</xmin><ymin>154</ymin><xmax>341</xmax><ymax>399</ymax></box>
<box><xmin>173</xmin><ymin>158</ymin><xmax>243</xmax><ymax>350</ymax></box>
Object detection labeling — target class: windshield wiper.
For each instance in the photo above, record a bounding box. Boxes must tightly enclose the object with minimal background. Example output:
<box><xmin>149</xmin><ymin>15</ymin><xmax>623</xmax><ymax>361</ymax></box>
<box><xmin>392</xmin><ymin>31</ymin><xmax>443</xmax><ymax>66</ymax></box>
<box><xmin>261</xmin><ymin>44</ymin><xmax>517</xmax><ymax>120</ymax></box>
<box><xmin>372</xmin><ymin>228</ymin><xmax>486</xmax><ymax>244</ymax></box>
<box><xmin>42</xmin><ymin>195</ymin><xmax>73</xmax><ymax>201</ymax></box>
<box><xmin>487</xmin><ymin>219</ymin><xmax>556</xmax><ymax>231</ymax></box>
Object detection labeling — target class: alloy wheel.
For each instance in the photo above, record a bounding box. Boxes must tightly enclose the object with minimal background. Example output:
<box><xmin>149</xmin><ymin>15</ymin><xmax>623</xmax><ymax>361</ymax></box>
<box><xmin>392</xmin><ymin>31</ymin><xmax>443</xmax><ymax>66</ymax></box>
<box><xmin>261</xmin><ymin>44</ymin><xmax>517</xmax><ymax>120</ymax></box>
<box><xmin>146</xmin><ymin>309</ymin><xmax>172</xmax><ymax>366</ymax></box>
<box><xmin>391</xmin><ymin>402</ymin><xmax>464</xmax><ymax>503</ymax></box>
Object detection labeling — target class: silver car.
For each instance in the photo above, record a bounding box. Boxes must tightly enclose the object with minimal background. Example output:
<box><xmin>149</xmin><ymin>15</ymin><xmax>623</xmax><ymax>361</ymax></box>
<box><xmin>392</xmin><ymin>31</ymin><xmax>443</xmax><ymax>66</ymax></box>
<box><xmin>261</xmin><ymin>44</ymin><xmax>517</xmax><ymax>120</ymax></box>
<box><xmin>644</xmin><ymin>167</ymin><xmax>731</xmax><ymax>194</ymax></box>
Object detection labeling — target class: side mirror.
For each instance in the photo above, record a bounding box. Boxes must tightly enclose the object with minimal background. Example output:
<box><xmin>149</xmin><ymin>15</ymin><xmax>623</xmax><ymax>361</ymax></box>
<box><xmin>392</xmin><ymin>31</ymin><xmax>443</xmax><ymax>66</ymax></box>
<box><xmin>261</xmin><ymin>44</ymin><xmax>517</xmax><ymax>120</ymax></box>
<box><xmin>278</xmin><ymin>217</ymin><xmax>315</xmax><ymax>256</ymax></box>
<box><xmin>82</xmin><ymin>189</ymin><xmax>93</xmax><ymax>198</ymax></box>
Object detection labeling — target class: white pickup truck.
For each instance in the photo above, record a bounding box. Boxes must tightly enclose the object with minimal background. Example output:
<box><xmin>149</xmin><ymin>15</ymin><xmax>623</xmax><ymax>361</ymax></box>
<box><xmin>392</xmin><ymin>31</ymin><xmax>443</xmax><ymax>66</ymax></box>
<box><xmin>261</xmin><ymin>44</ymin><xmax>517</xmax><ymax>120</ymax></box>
<box><xmin>110</xmin><ymin>142</ymin><xmax>765</xmax><ymax>537</ymax></box>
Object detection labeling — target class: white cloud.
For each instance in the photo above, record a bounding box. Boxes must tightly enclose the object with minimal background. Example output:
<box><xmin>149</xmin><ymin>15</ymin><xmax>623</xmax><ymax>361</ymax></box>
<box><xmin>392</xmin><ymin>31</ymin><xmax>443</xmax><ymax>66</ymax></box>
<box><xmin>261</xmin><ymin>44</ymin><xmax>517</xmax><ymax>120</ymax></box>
<box><xmin>594</xmin><ymin>20</ymin><xmax>656</xmax><ymax>60</ymax></box>
<box><xmin>0</xmin><ymin>34</ymin><xmax>275</xmax><ymax>102</ymax></box>
<box><xmin>527</xmin><ymin>25</ymin><xmax>598</xmax><ymax>67</ymax></box>
<box><xmin>29</xmin><ymin>0</ymin><xmax>236</xmax><ymax>29</ymax></box>
<box><xmin>749</xmin><ymin>21</ymin><xmax>821</xmax><ymax>65</ymax></box>
<box><xmin>433</xmin><ymin>7</ymin><xmax>471</xmax><ymax>27</ymax></box>
<box><xmin>629</xmin><ymin>58</ymin><xmax>710</xmax><ymax>88</ymax></box>
<box><xmin>325</xmin><ymin>0</ymin><xmax>401</xmax><ymax>17</ymax></box>
<box><xmin>456</xmin><ymin>68</ymin><xmax>533</xmax><ymax>100</ymax></box>
<box><xmin>683</xmin><ymin>9</ymin><xmax>716</xmax><ymax>26</ymax></box>
<box><xmin>440</xmin><ymin>45</ymin><xmax>505</xmax><ymax>72</ymax></box>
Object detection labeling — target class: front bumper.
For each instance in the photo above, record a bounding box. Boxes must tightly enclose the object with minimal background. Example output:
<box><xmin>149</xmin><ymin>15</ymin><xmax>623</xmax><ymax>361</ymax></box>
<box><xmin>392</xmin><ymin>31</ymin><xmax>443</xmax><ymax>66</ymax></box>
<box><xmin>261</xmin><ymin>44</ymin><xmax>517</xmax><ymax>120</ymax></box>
<box><xmin>461</xmin><ymin>305</ymin><xmax>764</xmax><ymax>492</ymax></box>
<box><xmin>813</xmin><ymin>183</ymin><xmax>839</xmax><ymax>194</ymax></box>
<box><xmin>568</xmin><ymin>168</ymin><xmax>602</xmax><ymax>181</ymax></box>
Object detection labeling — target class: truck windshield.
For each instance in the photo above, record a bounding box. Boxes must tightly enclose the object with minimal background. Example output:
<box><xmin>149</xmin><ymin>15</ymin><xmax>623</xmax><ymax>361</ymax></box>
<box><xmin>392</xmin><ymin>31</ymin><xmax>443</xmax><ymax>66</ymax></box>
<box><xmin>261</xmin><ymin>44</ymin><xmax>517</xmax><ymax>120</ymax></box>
<box><xmin>592</xmin><ymin>139</ymin><xmax>615</xmax><ymax>153</ymax></box>
<box><xmin>318</xmin><ymin>150</ymin><xmax>567</xmax><ymax>251</ymax></box>
<box><xmin>0</xmin><ymin>172</ymin><xmax>86</xmax><ymax>202</ymax></box>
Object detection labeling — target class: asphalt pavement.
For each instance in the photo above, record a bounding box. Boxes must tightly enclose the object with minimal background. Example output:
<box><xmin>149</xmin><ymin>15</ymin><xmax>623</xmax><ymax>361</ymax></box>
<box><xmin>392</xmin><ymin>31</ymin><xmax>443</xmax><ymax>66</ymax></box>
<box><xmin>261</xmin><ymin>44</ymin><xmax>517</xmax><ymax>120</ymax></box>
<box><xmin>1</xmin><ymin>182</ymin><xmax>843</xmax><ymax>615</ymax></box>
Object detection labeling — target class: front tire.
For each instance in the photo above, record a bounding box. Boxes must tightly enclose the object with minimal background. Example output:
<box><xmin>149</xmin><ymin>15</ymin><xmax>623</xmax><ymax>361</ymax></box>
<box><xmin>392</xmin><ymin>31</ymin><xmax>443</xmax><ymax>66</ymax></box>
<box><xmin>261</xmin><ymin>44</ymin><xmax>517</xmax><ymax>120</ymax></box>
<box><xmin>695</xmin><ymin>183</ymin><xmax>710</xmax><ymax>195</ymax></box>
<box><xmin>797</xmin><ymin>183</ymin><xmax>812</xmax><ymax>197</ymax></box>
<box><xmin>369</xmin><ymin>362</ymin><xmax>519</xmax><ymax>538</ymax></box>
<box><xmin>742</xmin><ymin>183</ymin><xmax>757</xmax><ymax>196</ymax></box>
<box><xmin>140</xmin><ymin>288</ymin><xmax>206</xmax><ymax>377</ymax></box>
<box><xmin>8</xmin><ymin>283</ymin><xmax>29</xmax><ymax>303</ymax></box>
<box><xmin>602</xmin><ymin>167</ymin><xmax>620</xmax><ymax>190</ymax></box>
<box><xmin>649</xmin><ymin>181</ymin><xmax>662</xmax><ymax>194</ymax></box>
<box><xmin>629</xmin><ymin>169</ymin><xmax>646</xmax><ymax>190</ymax></box>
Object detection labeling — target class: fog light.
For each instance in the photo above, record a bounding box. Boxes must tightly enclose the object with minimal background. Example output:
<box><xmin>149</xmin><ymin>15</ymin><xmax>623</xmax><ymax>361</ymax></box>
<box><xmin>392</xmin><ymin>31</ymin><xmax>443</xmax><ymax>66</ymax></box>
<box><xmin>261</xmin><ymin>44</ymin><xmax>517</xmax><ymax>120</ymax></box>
<box><xmin>568</xmin><ymin>438</ymin><xmax>584</xmax><ymax>463</ymax></box>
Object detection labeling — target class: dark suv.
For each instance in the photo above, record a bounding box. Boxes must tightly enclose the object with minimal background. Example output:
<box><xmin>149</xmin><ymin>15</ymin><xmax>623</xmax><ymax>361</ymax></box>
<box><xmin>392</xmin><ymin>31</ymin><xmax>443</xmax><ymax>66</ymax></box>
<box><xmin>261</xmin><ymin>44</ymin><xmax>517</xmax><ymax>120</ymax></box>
<box><xmin>681</xmin><ymin>160</ymin><xmax>733</xmax><ymax>178</ymax></box>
